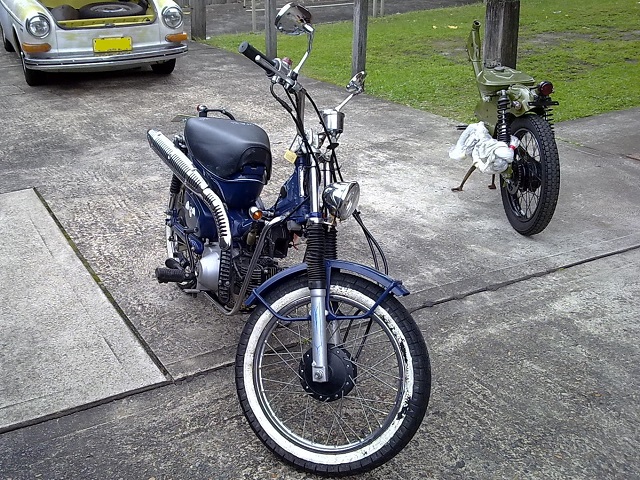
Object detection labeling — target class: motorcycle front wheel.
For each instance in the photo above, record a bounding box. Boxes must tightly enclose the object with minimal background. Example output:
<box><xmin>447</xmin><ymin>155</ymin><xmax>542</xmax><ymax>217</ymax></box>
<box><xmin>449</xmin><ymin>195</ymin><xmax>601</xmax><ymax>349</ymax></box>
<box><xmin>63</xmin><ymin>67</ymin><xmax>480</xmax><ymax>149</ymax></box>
<box><xmin>500</xmin><ymin>114</ymin><xmax>560</xmax><ymax>235</ymax></box>
<box><xmin>235</xmin><ymin>272</ymin><xmax>431</xmax><ymax>476</ymax></box>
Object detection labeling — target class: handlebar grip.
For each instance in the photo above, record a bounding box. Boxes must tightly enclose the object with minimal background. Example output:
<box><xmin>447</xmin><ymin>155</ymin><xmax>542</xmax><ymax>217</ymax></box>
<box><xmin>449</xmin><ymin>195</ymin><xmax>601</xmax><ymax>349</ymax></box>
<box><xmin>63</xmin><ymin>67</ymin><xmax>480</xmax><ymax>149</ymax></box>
<box><xmin>239</xmin><ymin>41</ymin><xmax>276</xmax><ymax>73</ymax></box>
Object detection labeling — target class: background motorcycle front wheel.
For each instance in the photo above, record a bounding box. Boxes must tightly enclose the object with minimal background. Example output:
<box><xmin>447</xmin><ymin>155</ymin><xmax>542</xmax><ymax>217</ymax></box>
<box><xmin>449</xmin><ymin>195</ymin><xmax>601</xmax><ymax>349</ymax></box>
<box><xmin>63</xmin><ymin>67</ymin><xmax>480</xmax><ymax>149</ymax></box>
<box><xmin>235</xmin><ymin>273</ymin><xmax>431</xmax><ymax>476</ymax></box>
<box><xmin>500</xmin><ymin>115</ymin><xmax>560</xmax><ymax>235</ymax></box>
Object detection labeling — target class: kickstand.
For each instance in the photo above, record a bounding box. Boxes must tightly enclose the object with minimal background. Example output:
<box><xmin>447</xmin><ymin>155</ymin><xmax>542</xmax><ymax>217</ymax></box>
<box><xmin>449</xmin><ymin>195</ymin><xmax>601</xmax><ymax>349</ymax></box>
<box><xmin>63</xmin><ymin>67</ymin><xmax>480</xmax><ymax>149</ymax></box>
<box><xmin>452</xmin><ymin>165</ymin><xmax>476</xmax><ymax>192</ymax></box>
<box><xmin>488</xmin><ymin>174</ymin><xmax>496</xmax><ymax>190</ymax></box>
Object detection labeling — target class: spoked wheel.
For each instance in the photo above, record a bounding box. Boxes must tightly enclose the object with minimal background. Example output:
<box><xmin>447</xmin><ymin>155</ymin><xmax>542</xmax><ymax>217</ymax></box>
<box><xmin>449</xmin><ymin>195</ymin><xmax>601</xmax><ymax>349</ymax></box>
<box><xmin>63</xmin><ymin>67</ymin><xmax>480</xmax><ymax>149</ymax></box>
<box><xmin>500</xmin><ymin>115</ymin><xmax>560</xmax><ymax>235</ymax></box>
<box><xmin>236</xmin><ymin>273</ymin><xmax>431</xmax><ymax>476</ymax></box>
<box><xmin>165</xmin><ymin>175</ymin><xmax>196</xmax><ymax>290</ymax></box>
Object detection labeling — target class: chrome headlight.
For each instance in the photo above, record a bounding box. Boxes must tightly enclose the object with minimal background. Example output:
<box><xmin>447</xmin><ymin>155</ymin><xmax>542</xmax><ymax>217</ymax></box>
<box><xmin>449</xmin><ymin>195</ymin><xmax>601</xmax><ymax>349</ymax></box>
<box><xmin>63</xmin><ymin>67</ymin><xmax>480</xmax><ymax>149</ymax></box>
<box><xmin>323</xmin><ymin>182</ymin><xmax>360</xmax><ymax>220</ymax></box>
<box><xmin>26</xmin><ymin>14</ymin><xmax>51</xmax><ymax>38</ymax></box>
<box><xmin>162</xmin><ymin>6</ymin><xmax>183</xmax><ymax>29</ymax></box>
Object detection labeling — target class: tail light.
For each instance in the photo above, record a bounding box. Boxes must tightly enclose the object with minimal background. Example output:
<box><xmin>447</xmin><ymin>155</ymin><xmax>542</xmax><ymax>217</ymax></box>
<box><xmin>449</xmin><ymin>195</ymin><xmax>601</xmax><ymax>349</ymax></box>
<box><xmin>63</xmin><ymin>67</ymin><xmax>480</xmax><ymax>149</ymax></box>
<box><xmin>538</xmin><ymin>81</ymin><xmax>554</xmax><ymax>96</ymax></box>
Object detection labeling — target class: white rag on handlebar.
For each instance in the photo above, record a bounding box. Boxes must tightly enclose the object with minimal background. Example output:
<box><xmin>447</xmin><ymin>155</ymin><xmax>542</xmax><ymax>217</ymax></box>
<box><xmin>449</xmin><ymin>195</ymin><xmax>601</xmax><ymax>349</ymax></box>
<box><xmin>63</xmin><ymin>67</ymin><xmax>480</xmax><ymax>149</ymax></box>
<box><xmin>449</xmin><ymin>122</ymin><xmax>520</xmax><ymax>174</ymax></box>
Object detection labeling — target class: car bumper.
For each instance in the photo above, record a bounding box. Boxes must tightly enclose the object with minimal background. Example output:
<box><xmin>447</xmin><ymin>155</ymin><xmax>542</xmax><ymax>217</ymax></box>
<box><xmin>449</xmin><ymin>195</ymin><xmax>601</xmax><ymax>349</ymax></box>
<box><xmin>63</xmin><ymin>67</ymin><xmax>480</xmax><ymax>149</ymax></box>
<box><xmin>24</xmin><ymin>43</ymin><xmax>188</xmax><ymax>71</ymax></box>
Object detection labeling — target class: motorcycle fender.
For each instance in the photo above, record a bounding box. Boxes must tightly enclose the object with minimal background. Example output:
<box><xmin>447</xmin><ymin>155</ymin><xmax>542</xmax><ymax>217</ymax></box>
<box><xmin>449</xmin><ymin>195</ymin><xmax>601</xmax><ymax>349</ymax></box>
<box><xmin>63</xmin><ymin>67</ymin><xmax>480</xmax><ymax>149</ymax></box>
<box><xmin>245</xmin><ymin>260</ymin><xmax>409</xmax><ymax>307</ymax></box>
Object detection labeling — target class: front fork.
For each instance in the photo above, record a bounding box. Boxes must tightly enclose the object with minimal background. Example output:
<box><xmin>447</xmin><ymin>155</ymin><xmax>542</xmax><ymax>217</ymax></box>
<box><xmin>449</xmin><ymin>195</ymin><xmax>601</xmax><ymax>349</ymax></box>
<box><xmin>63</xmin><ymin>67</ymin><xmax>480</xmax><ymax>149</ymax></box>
<box><xmin>309</xmin><ymin>262</ymin><xmax>343</xmax><ymax>382</ymax></box>
<box><xmin>310</xmin><ymin>288</ymin><xmax>329</xmax><ymax>382</ymax></box>
<box><xmin>305</xmin><ymin>153</ymin><xmax>336</xmax><ymax>383</ymax></box>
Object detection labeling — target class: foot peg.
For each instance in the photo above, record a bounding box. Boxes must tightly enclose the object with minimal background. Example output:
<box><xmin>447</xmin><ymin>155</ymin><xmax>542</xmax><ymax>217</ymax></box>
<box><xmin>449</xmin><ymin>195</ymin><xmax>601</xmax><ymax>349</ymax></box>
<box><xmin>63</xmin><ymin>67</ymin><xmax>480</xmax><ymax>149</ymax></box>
<box><xmin>155</xmin><ymin>266</ymin><xmax>194</xmax><ymax>283</ymax></box>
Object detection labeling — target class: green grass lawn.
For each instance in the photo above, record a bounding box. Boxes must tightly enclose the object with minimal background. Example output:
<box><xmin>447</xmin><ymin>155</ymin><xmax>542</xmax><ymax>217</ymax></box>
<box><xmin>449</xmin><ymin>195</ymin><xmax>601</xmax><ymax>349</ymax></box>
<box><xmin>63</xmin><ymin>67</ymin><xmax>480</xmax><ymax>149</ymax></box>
<box><xmin>205</xmin><ymin>0</ymin><xmax>640</xmax><ymax>123</ymax></box>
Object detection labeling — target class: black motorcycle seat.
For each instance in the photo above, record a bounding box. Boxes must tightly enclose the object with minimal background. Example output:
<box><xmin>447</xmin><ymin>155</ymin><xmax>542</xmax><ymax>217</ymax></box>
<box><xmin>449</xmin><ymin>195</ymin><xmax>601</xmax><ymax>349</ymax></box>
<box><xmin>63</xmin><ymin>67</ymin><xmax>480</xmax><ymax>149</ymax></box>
<box><xmin>184</xmin><ymin>117</ymin><xmax>272</xmax><ymax>181</ymax></box>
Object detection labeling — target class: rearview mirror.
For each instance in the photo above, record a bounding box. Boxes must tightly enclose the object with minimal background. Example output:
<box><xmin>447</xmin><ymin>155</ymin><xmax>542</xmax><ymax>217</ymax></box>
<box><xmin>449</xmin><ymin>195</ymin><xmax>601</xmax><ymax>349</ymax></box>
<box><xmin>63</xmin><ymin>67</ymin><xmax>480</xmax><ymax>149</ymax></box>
<box><xmin>346</xmin><ymin>71</ymin><xmax>366</xmax><ymax>94</ymax></box>
<box><xmin>275</xmin><ymin>3</ymin><xmax>313</xmax><ymax>35</ymax></box>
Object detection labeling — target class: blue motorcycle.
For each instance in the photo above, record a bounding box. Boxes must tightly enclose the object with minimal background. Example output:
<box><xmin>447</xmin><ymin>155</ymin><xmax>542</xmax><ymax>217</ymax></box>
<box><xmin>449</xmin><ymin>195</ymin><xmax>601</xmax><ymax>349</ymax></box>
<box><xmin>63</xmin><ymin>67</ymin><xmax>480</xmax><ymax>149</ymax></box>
<box><xmin>147</xmin><ymin>3</ymin><xmax>430</xmax><ymax>475</ymax></box>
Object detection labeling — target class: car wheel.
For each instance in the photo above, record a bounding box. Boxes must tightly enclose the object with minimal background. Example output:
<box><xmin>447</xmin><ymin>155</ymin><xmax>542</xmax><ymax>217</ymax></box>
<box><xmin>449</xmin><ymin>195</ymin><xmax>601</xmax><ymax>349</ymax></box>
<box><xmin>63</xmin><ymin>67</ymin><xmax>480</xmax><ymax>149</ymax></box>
<box><xmin>1</xmin><ymin>24</ymin><xmax>14</xmax><ymax>52</ymax></box>
<box><xmin>151</xmin><ymin>59</ymin><xmax>176</xmax><ymax>75</ymax></box>
<box><xmin>78</xmin><ymin>2</ymin><xmax>145</xmax><ymax>18</ymax></box>
<box><xmin>20</xmin><ymin>49</ymin><xmax>46</xmax><ymax>86</ymax></box>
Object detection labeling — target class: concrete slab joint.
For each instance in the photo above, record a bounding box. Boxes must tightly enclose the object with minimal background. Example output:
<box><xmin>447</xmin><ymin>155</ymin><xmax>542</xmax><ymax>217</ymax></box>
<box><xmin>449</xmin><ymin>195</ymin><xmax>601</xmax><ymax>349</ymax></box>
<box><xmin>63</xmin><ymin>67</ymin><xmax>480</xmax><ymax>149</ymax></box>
<box><xmin>0</xmin><ymin>189</ymin><xmax>166</xmax><ymax>433</ymax></box>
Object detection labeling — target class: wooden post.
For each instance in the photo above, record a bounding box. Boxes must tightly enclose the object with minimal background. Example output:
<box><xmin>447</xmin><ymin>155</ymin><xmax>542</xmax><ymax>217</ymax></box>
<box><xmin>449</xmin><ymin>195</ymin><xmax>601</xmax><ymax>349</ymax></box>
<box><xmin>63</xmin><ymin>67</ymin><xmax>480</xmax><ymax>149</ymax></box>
<box><xmin>483</xmin><ymin>0</ymin><xmax>520</xmax><ymax>69</ymax></box>
<box><xmin>380</xmin><ymin>0</ymin><xmax>384</xmax><ymax>17</ymax></box>
<box><xmin>251</xmin><ymin>0</ymin><xmax>256</xmax><ymax>33</ymax></box>
<box><xmin>265</xmin><ymin>0</ymin><xmax>277</xmax><ymax>58</ymax></box>
<box><xmin>352</xmin><ymin>0</ymin><xmax>368</xmax><ymax>76</ymax></box>
<box><xmin>190</xmin><ymin>0</ymin><xmax>206</xmax><ymax>40</ymax></box>
<box><xmin>372</xmin><ymin>0</ymin><xmax>377</xmax><ymax>18</ymax></box>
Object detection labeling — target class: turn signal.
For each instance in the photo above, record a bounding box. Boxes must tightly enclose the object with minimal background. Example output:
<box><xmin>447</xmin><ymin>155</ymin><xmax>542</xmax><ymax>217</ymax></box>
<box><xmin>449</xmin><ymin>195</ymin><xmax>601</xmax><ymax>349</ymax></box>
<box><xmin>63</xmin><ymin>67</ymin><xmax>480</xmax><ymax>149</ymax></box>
<box><xmin>22</xmin><ymin>43</ymin><xmax>51</xmax><ymax>53</ymax></box>
<box><xmin>249</xmin><ymin>206</ymin><xmax>263</xmax><ymax>220</ymax></box>
<box><xmin>538</xmin><ymin>81</ymin><xmax>554</xmax><ymax>96</ymax></box>
<box><xmin>166</xmin><ymin>32</ymin><xmax>188</xmax><ymax>42</ymax></box>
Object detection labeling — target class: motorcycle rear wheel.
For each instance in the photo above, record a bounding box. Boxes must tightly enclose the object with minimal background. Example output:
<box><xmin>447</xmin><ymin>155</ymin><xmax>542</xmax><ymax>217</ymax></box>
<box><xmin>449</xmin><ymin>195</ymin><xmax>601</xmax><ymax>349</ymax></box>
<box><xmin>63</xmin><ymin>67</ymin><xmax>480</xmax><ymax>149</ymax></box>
<box><xmin>500</xmin><ymin>115</ymin><xmax>560</xmax><ymax>235</ymax></box>
<box><xmin>165</xmin><ymin>177</ymin><xmax>196</xmax><ymax>290</ymax></box>
<box><xmin>235</xmin><ymin>273</ymin><xmax>431</xmax><ymax>476</ymax></box>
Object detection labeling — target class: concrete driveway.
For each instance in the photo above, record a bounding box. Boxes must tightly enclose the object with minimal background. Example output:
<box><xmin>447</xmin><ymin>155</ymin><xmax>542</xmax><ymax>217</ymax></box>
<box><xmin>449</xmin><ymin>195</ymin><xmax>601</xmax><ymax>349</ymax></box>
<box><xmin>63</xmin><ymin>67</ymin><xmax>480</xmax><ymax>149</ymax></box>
<box><xmin>1</xmin><ymin>27</ymin><xmax>639</xmax><ymax>480</ymax></box>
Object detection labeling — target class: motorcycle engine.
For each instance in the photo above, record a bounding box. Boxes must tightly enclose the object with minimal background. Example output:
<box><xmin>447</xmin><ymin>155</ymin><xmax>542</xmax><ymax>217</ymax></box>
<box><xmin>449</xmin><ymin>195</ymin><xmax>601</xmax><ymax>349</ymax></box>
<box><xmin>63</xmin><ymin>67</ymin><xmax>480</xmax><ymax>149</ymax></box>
<box><xmin>182</xmin><ymin>190</ymin><xmax>284</xmax><ymax>299</ymax></box>
<box><xmin>233</xmin><ymin>253</ymin><xmax>281</xmax><ymax>295</ymax></box>
<box><xmin>196</xmin><ymin>243</ymin><xmax>221</xmax><ymax>292</ymax></box>
<box><xmin>194</xmin><ymin>246</ymin><xmax>281</xmax><ymax>299</ymax></box>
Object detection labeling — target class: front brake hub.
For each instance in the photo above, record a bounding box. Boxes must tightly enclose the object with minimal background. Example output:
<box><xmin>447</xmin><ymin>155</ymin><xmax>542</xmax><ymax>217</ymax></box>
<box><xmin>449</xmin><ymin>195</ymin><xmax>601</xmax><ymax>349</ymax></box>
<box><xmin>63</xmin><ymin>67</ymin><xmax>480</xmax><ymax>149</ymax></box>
<box><xmin>299</xmin><ymin>345</ymin><xmax>357</xmax><ymax>402</ymax></box>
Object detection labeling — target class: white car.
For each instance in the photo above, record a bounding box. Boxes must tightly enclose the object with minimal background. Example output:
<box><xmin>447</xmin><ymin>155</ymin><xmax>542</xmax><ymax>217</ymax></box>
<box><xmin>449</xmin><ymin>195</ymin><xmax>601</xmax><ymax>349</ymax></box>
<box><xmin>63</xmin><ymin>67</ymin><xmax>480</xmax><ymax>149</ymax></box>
<box><xmin>0</xmin><ymin>0</ymin><xmax>187</xmax><ymax>85</ymax></box>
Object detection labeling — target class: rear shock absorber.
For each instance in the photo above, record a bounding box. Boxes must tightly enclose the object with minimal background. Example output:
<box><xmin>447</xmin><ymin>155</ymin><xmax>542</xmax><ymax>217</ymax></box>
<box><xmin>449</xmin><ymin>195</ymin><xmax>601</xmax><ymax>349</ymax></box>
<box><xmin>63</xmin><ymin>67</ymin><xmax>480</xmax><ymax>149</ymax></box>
<box><xmin>496</xmin><ymin>90</ymin><xmax>510</xmax><ymax>143</ymax></box>
<box><xmin>544</xmin><ymin>105</ymin><xmax>556</xmax><ymax>132</ymax></box>
<box><xmin>169</xmin><ymin>174</ymin><xmax>182</xmax><ymax>194</ymax></box>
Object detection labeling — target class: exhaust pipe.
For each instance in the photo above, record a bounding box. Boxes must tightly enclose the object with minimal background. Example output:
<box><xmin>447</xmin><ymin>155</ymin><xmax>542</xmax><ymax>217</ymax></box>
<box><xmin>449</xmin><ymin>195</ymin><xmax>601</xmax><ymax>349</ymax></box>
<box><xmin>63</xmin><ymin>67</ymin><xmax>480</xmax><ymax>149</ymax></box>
<box><xmin>147</xmin><ymin>129</ymin><xmax>232</xmax><ymax>250</ymax></box>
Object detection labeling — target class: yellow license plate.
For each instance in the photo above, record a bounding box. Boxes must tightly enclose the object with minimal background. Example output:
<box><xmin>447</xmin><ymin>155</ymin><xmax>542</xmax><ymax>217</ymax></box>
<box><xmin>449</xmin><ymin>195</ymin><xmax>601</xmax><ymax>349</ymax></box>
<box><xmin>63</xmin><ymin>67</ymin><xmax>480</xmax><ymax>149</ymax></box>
<box><xmin>93</xmin><ymin>37</ymin><xmax>132</xmax><ymax>53</ymax></box>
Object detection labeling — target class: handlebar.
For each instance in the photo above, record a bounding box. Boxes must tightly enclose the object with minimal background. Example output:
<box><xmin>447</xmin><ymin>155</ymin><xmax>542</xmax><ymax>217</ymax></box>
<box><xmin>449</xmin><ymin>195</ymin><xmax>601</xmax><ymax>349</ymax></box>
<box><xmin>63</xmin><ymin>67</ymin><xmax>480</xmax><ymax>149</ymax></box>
<box><xmin>238</xmin><ymin>42</ymin><xmax>277</xmax><ymax>74</ymax></box>
<box><xmin>239</xmin><ymin>41</ymin><xmax>299</xmax><ymax>89</ymax></box>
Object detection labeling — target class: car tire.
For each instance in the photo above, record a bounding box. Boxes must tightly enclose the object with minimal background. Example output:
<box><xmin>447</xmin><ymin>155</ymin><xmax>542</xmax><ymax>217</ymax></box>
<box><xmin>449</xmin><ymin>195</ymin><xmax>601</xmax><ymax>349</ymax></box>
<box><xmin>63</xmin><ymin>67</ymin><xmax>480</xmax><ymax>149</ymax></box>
<box><xmin>1</xmin><ymin>24</ymin><xmax>14</xmax><ymax>52</ymax></box>
<box><xmin>151</xmin><ymin>59</ymin><xmax>176</xmax><ymax>74</ymax></box>
<box><xmin>20</xmin><ymin>49</ymin><xmax>46</xmax><ymax>86</ymax></box>
<box><xmin>78</xmin><ymin>2</ymin><xmax>145</xmax><ymax>19</ymax></box>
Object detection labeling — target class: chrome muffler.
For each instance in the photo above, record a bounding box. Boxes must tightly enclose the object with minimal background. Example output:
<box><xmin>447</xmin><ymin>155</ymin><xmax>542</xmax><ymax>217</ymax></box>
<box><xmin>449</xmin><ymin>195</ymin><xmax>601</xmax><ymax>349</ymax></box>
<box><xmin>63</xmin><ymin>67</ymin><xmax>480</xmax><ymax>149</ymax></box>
<box><xmin>147</xmin><ymin>129</ymin><xmax>232</xmax><ymax>250</ymax></box>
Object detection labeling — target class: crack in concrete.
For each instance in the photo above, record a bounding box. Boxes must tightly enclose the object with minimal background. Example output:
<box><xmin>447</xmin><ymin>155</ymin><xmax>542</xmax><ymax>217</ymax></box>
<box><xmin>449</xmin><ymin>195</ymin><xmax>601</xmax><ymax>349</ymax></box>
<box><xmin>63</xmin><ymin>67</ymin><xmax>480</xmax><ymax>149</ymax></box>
<box><xmin>409</xmin><ymin>243</ymin><xmax>640</xmax><ymax>313</ymax></box>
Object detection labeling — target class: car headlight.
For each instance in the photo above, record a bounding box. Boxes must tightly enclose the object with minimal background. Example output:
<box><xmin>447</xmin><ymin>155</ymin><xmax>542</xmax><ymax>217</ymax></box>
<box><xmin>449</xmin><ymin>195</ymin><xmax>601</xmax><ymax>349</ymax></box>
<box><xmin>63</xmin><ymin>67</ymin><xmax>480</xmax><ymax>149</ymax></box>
<box><xmin>26</xmin><ymin>14</ymin><xmax>51</xmax><ymax>38</ymax></box>
<box><xmin>323</xmin><ymin>182</ymin><xmax>360</xmax><ymax>220</ymax></box>
<box><xmin>162</xmin><ymin>6</ymin><xmax>183</xmax><ymax>29</ymax></box>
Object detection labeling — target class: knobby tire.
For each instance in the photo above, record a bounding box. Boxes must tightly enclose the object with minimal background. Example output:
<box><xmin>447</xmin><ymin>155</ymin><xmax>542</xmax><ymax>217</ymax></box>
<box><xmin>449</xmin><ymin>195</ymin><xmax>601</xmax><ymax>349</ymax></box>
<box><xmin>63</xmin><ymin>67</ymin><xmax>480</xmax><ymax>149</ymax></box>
<box><xmin>500</xmin><ymin>114</ymin><xmax>560</xmax><ymax>235</ymax></box>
